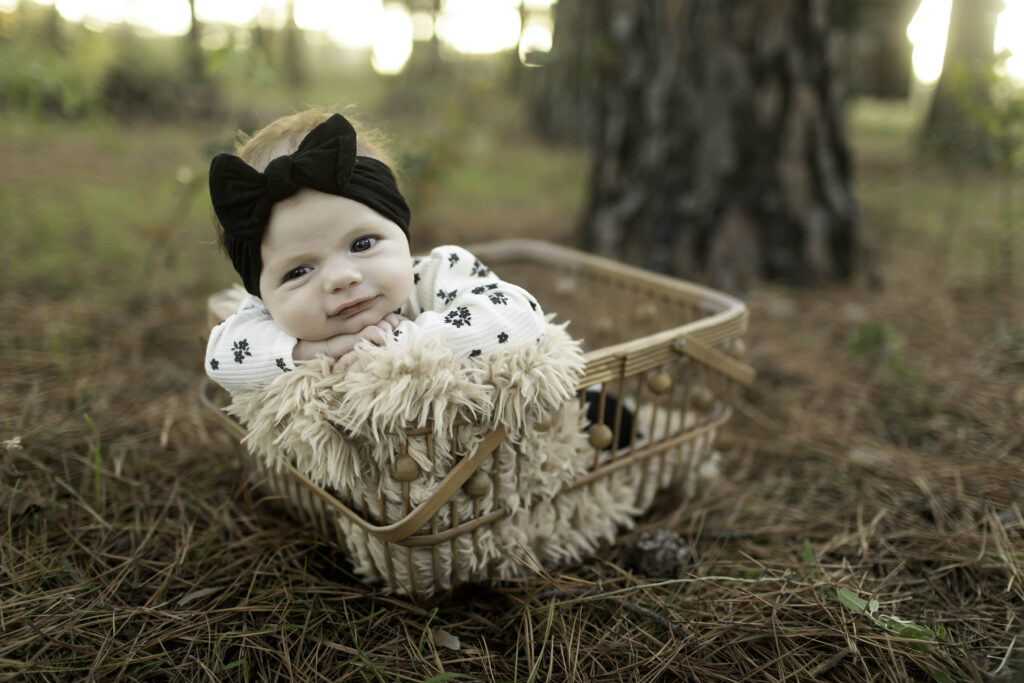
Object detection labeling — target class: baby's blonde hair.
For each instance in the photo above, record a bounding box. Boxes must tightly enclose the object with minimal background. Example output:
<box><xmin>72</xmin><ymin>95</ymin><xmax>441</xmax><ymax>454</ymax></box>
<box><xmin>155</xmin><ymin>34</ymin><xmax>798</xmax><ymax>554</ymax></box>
<box><xmin>235</xmin><ymin>107</ymin><xmax>396</xmax><ymax>172</ymax></box>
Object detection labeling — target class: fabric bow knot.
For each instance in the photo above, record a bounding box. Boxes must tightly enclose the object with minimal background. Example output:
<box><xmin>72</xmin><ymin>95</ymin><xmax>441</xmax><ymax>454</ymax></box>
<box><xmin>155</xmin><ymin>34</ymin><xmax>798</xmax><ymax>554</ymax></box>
<box><xmin>262</xmin><ymin>156</ymin><xmax>300</xmax><ymax>202</ymax></box>
<box><xmin>210</xmin><ymin>113</ymin><xmax>359</xmax><ymax>243</ymax></box>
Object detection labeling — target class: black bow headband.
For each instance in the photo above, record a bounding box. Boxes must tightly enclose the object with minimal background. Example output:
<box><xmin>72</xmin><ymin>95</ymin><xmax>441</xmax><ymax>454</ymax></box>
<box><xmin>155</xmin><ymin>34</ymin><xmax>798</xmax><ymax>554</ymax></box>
<box><xmin>209</xmin><ymin>113</ymin><xmax>411</xmax><ymax>296</ymax></box>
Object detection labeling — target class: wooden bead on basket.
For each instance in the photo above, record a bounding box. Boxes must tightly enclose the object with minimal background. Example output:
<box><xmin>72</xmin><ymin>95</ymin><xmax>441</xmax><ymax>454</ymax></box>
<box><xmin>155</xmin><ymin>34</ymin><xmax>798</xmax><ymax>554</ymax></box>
<box><xmin>463</xmin><ymin>471</ymin><xmax>491</xmax><ymax>498</ymax></box>
<box><xmin>391</xmin><ymin>455</ymin><xmax>420</xmax><ymax>481</ymax></box>
<box><xmin>730</xmin><ymin>339</ymin><xmax>747</xmax><ymax>359</ymax></box>
<box><xmin>647</xmin><ymin>371</ymin><xmax>673</xmax><ymax>394</ymax></box>
<box><xmin>690</xmin><ymin>386</ymin><xmax>715</xmax><ymax>412</ymax></box>
<box><xmin>588</xmin><ymin>424</ymin><xmax>614</xmax><ymax>449</ymax></box>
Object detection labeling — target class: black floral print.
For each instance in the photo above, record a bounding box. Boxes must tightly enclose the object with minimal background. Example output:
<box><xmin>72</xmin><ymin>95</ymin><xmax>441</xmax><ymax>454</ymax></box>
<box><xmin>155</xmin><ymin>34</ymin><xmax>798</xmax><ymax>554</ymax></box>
<box><xmin>470</xmin><ymin>259</ymin><xmax>489</xmax><ymax>277</ymax></box>
<box><xmin>472</xmin><ymin>284</ymin><xmax>499</xmax><ymax>295</ymax></box>
<box><xmin>232</xmin><ymin>339</ymin><xmax>252</xmax><ymax>364</ymax></box>
<box><xmin>497</xmin><ymin>332</ymin><xmax>508</xmax><ymax>344</ymax></box>
<box><xmin>414</xmin><ymin>272</ymin><xmax>421</xmax><ymax>284</ymax></box>
<box><xmin>437</xmin><ymin>288</ymin><xmax>457</xmax><ymax>305</ymax></box>
<box><xmin>489</xmin><ymin>292</ymin><xmax>508</xmax><ymax>305</ymax></box>
<box><xmin>447</xmin><ymin>252</ymin><xmax>460</xmax><ymax>268</ymax></box>
<box><xmin>209</xmin><ymin>358</ymin><xmax>219</xmax><ymax>370</ymax></box>
<box><xmin>528</xmin><ymin>299</ymin><xmax>538</xmax><ymax>311</ymax></box>
<box><xmin>469</xmin><ymin>349</ymin><xmax>482</xmax><ymax>358</ymax></box>
<box><xmin>275</xmin><ymin>358</ymin><xmax>290</xmax><ymax>372</ymax></box>
<box><xmin>444</xmin><ymin>306</ymin><xmax>472</xmax><ymax>328</ymax></box>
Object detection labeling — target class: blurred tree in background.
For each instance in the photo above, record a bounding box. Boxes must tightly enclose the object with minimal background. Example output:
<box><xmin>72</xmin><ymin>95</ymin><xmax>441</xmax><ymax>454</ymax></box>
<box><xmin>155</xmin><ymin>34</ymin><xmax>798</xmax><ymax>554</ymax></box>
<box><xmin>281</xmin><ymin>0</ymin><xmax>306</xmax><ymax>88</ymax></box>
<box><xmin>919</xmin><ymin>0</ymin><xmax>1003</xmax><ymax>166</ymax></box>
<box><xmin>184</xmin><ymin>0</ymin><xmax>205</xmax><ymax>83</ymax></box>
<box><xmin>539</xmin><ymin>0</ymin><xmax>858</xmax><ymax>291</ymax></box>
<box><xmin>846</xmin><ymin>0</ymin><xmax>919</xmax><ymax>100</ymax></box>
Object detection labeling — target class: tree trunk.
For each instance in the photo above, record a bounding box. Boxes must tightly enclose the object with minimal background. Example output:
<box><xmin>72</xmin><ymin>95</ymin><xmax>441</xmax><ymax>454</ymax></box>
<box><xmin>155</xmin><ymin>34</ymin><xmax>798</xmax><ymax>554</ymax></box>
<box><xmin>523</xmin><ymin>0</ymin><xmax>596</xmax><ymax>146</ymax></box>
<box><xmin>283</xmin><ymin>0</ymin><xmax>306</xmax><ymax>87</ymax></box>
<box><xmin>185</xmin><ymin>0</ymin><xmax>205</xmax><ymax>82</ymax></box>
<box><xmin>562</xmin><ymin>0</ymin><xmax>857</xmax><ymax>291</ymax></box>
<box><xmin>918</xmin><ymin>0</ymin><xmax>1001</xmax><ymax>166</ymax></box>
<box><xmin>848</xmin><ymin>0</ymin><xmax>919</xmax><ymax>99</ymax></box>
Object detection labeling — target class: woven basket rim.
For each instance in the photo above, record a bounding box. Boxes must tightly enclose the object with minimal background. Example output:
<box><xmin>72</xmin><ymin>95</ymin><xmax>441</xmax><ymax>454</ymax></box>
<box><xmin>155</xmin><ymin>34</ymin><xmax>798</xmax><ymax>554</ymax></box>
<box><xmin>468</xmin><ymin>239</ymin><xmax>750</xmax><ymax>385</ymax></box>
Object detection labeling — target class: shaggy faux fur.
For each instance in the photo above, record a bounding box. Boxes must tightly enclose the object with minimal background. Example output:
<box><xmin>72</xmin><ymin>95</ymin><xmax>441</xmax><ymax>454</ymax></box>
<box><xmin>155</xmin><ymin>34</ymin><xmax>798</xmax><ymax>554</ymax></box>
<box><xmin>227</xmin><ymin>321</ymin><xmax>721</xmax><ymax>596</ymax></box>
<box><xmin>229</xmin><ymin>322</ymin><xmax>643</xmax><ymax>594</ymax></box>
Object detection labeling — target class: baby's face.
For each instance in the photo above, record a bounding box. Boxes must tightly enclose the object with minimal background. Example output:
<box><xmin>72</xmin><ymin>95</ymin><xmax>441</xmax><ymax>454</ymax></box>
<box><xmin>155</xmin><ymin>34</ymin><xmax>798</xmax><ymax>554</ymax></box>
<box><xmin>258</xmin><ymin>189</ymin><xmax>413</xmax><ymax>341</ymax></box>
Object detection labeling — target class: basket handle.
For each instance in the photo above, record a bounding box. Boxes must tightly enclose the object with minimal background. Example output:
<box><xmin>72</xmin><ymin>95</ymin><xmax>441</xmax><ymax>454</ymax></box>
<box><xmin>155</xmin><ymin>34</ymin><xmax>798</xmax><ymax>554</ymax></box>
<box><xmin>674</xmin><ymin>335</ymin><xmax>756</xmax><ymax>386</ymax></box>
<box><xmin>201</xmin><ymin>378</ymin><xmax>508</xmax><ymax>544</ymax></box>
<box><xmin>279</xmin><ymin>425</ymin><xmax>508</xmax><ymax>544</ymax></box>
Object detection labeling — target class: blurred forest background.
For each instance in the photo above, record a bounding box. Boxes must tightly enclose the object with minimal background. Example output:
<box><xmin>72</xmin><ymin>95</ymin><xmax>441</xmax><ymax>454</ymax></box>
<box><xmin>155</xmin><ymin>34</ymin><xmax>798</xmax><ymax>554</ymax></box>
<box><xmin>2</xmin><ymin>0</ymin><xmax>1023</xmax><ymax>680</ymax></box>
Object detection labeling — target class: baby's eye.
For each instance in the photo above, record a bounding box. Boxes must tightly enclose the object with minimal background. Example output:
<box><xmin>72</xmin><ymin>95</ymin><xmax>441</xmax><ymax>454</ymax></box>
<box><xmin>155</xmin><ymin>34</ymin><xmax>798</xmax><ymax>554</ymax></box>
<box><xmin>352</xmin><ymin>236</ymin><xmax>378</xmax><ymax>253</ymax></box>
<box><xmin>283</xmin><ymin>265</ymin><xmax>312</xmax><ymax>282</ymax></box>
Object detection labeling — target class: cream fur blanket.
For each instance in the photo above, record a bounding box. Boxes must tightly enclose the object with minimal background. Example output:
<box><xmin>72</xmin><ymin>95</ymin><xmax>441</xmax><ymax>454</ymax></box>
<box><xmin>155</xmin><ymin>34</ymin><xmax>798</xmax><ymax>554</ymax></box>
<box><xmin>227</xmin><ymin>321</ymin><xmax>651</xmax><ymax>595</ymax></box>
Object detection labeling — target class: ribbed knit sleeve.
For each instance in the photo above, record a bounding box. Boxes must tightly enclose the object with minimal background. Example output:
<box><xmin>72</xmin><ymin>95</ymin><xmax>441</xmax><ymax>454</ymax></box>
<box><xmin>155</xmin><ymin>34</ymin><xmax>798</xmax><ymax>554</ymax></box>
<box><xmin>205</xmin><ymin>295</ymin><xmax>298</xmax><ymax>394</ymax></box>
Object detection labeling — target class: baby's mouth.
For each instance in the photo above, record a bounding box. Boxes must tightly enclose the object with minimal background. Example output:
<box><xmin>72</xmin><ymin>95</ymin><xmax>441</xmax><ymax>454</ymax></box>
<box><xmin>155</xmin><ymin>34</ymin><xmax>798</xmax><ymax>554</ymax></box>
<box><xmin>330</xmin><ymin>296</ymin><xmax>376</xmax><ymax>318</ymax></box>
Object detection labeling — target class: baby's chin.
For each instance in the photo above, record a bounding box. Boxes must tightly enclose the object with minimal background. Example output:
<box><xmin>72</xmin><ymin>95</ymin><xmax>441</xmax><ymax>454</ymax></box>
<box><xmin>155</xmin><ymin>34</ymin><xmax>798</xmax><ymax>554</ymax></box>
<box><xmin>281</xmin><ymin>322</ymin><xmax>337</xmax><ymax>342</ymax></box>
<box><xmin>303</xmin><ymin>311</ymin><xmax>388</xmax><ymax>341</ymax></box>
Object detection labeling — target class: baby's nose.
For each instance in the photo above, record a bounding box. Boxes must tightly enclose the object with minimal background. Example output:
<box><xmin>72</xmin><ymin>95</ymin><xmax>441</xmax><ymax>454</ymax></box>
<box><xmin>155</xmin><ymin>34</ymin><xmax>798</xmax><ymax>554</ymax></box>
<box><xmin>323</xmin><ymin>257</ymin><xmax>361</xmax><ymax>291</ymax></box>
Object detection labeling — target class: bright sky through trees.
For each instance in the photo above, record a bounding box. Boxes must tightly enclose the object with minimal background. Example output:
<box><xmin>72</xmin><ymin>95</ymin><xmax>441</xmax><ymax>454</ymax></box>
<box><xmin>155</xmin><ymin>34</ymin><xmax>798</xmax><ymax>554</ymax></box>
<box><xmin>908</xmin><ymin>0</ymin><xmax>1024</xmax><ymax>83</ymax></box>
<box><xmin>3</xmin><ymin>0</ymin><xmax>1020</xmax><ymax>81</ymax></box>
<box><xmin>7</xmin><ymin>0</ymin><xmax>554</xmax><ymax>74</ymax></box>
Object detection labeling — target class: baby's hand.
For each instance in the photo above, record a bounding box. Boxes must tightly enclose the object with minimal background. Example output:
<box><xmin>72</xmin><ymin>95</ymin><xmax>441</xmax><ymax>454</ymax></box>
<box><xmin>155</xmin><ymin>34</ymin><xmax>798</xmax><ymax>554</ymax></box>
<box><xmin>293</xmin><ymin>314</ymin><xmax>410</xmax><ymax>362</ymax></box>
<box><xmin>345</xmin><ymin>313</ymin><xmax>408</xmax><ymax>352</ymax></box>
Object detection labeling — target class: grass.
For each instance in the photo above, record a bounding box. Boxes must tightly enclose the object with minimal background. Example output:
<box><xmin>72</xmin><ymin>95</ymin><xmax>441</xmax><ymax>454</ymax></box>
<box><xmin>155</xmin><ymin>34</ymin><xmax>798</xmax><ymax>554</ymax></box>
<box><xmin>1</xmin><ymin>93</ymin><xmax>1022</xmax><ymax>680</ymax></box>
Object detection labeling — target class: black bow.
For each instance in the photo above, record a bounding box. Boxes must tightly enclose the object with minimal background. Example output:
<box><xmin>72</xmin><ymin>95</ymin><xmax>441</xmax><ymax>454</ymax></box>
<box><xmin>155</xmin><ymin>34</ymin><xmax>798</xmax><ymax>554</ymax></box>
<box><xmin>208</xmin><ymin>114</ymin><xmax>410</xmax><ymax>295</ymax></box>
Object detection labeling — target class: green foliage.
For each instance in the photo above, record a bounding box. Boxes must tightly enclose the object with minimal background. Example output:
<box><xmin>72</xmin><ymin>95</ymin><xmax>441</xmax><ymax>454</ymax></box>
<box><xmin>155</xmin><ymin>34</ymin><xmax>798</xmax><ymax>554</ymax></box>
<box><xmin>0</xmin><ymin>4</ymin><xmax>282</xmax><ymax>121</ymax></box>
<box><xmin>955</xmin><ymin>51</ymin><xmax>1024</xmax><ymax>175</ymax></box>
<box><xmin>846</xmin><ymin>321</ymin><xmax>939</xmax><ymax>445</ymax></box>
<box><xmin>99</xmin><ymin>58</ymin><xmax>221</xmax><ymax>121</ymax></box>
<box><xmin>0</xmin><ymin>36</ymin><xmax>105</xmax><ymax>119</ymax></box>
<box><xmin>846</xmin><ymin>321</ymin><xmax>919</xmax><ymax>382</ymax></box>
<box><xmin>950</xmin><ymin>53</ymin><xmax>1024</xmax><ymax>284</ymax></box>
<box><xmin>829</xmin><ymin>586</ymin><xmax>965</xmax><ymax>683</ymax></box>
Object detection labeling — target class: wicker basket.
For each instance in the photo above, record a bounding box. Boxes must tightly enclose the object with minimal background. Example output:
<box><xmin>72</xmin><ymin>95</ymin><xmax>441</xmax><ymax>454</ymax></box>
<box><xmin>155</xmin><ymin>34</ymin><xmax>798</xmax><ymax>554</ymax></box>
<box><xmin>200</xmin><ymin>239</ymin><xmax>753</xmax><ymax>598</ymax></box>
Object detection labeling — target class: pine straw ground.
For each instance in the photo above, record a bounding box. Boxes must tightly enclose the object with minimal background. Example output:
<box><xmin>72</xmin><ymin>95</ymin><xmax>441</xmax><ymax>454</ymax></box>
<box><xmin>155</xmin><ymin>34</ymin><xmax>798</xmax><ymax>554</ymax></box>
<box><xmin>2</xmin><ymin>120</ymin><xmax>1024</xmax><ymax>681</ymax></box>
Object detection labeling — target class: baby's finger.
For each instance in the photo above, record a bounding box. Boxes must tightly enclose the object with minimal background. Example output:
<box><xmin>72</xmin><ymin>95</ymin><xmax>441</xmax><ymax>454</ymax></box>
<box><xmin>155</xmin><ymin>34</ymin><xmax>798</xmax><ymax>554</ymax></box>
<box><xmin>382</xmin><ymin>313</ymin><xmax>408</xmax><ymax>327</ymax></box>
<box><xmin>358</xmin><ymin>325</ymin><xmax>389</xmax><ymax>346</ymax></box>
<box><xmin>336</xmin><ymin>353</ymin><xmax>358</xmax><ymax>372</ymax></box>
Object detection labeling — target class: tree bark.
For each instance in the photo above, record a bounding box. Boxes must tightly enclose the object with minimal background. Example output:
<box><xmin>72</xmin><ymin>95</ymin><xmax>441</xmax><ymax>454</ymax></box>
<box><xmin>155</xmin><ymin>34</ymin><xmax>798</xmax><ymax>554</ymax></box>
<box><xmin>918</xmin><ymin>0</ymin><xmax>1002</xmax><ymax>166</ymax></box>
<box><xmin>523</xmin><ymin>0</ymin><xmax>597</xmax><ymax>146</ymax></box>
<box><xmin>185</xmin><ymin>0</ymin><xmax>205</xmax><ymax>83</ymax></box>
<box><xmin>555</xmin><ymin>0</ymin><xmax>858</xmax><ymax>291</ymax></box>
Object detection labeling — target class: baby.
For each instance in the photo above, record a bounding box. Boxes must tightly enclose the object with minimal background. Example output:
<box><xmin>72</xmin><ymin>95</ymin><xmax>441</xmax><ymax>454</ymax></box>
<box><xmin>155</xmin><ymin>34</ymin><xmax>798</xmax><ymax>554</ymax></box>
<box><xmin>205</xmin><ymin>110</ymin><xmax>546</xmax><ymax>394</ymax></box>
<box><xmin>203</xmin><ymin>110</ymin><xmax>652</xmax><ymax>595</ymax></box>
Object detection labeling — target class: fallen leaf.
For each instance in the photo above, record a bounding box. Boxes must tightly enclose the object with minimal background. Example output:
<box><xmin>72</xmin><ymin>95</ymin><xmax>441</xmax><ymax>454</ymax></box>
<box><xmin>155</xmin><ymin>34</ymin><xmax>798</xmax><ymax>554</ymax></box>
<box><xmin>432</xmin><ymin>627</ymin><xmax>460</xmax><ymax>651</ymax></box>
<box><xmin>178</xmin><ymin>586</ymin><xmax>223</xmax><ymax>607</ymax></box>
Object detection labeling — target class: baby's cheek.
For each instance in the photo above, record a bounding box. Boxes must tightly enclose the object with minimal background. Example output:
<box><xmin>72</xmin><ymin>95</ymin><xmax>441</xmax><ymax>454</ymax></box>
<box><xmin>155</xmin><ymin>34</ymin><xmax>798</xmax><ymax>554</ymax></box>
<box><xmin>264</xmin><ymin>295</ymin><xmax>303</xmax><ymax>339</ymax></box>
<box><xmin>399</xmin><ymin>266</ymin><xmax>415</xmax><ymax>300</ymax></box>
